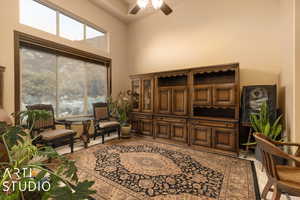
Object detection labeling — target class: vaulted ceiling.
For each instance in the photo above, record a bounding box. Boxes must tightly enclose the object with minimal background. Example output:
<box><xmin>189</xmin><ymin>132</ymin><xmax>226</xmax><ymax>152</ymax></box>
<box><xmin>89</xmin><ymin>0</ymin><xmax>182</xmax><ymax>23</ymax></box>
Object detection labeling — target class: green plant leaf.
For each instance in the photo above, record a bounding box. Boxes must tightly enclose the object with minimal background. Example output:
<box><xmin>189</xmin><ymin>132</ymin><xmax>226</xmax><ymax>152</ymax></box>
<box><xmin>263</xmin><ymin>122</ymin><xmax>271</xmax><ymax>136</ymax></box>
<box><xmin>242</xmin><ymin>142</ymin><xmax>257</xmax><ymax>146</ymax></box>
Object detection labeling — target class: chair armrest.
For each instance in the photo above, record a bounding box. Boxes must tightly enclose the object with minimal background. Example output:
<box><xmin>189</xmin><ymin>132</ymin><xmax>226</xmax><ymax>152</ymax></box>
<box><xmin>271</xmin><ymin>141</ymin><xmax>300</xmax><ymax>147</ymax></box>
<box><xmin>55</xmin><ymin>120</ymin><xmax>67</xmax><ymax>125</ymax></box>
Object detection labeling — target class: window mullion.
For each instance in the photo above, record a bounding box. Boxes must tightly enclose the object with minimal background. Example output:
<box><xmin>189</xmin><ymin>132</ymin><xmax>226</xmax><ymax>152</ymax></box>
<box><xmin>84</xmin><ymin>24</ymin><xmax>87</xmax><ymax>40</ymax></box>
<box><xmin>84</xmin><ymin>62</ymin><xmax>88</xmax><ymax>115</ymax></box>
<box><xmin>56</xmin><ymin>10</ymin><xmax>60</xmax><ymax>36</ymax></box>
<box><xmin>55</xmin><ymin>55</ymin><xmax>59</xmax><ymax>118</ymax></box>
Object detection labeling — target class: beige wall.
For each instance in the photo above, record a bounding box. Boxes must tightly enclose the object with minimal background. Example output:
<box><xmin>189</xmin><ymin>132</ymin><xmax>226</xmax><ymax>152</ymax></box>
<box><xmin>128</xmin><ymin>0</ymin><xmax>281</xmax><ymax>87</ymax></box>
<box><xmin>295</xmin><ymin>0</ymin><xmax>300</xmax><ymax>144</ymax></box>
<box><xmin>0</xmin><ymin>0</ymin><xmax>130</xmax><ymax>114</ymax></box>
<box><xmin>279</xmin><ymin>0</ymin><xmax>295</xmax><ymax>144</ymax></box>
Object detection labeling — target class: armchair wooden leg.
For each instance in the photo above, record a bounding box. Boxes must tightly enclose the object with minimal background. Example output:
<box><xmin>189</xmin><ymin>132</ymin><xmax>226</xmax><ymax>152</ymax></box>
<box><xmin>272</xmin><ymin>186</ymin><xmax>281</xmax><ymax>200</ymax></box>
<box><xmin>70</xmin><ymin>135</ymin><xmax>74</xmax><ymax>153</ymax></box>
<box><xmin>102</xmin><ymin>131</ymin><xmax>105</xmax><ymax>144</ymax></box>
<box><xmin>262</xmin><ymin>179</ymin><xmax>272</xmax><ymax>199</ymax></box>
<box><xmin>94</xmin><ymin>129</ymin><xmax>97</xmax><ymax>140</ymax></box>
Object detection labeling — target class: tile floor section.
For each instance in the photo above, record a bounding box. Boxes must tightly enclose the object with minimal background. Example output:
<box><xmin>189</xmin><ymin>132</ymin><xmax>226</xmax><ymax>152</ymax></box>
<box><xmin>56</xmin><ymin>135</ymin><xmax>299</xmax><ymax>200</ymax></box>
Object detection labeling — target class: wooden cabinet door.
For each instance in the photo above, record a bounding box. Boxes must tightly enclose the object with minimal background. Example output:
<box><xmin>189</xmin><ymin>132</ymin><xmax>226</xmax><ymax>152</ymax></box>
<box><xmin>213</xmin><ymin>84</ymin><xmax>236</xmax><ymax>106</ymax></box>
<box><xmin>155</xmin><ymin>121</ymin><xmax>170</xmax><ymax>139</ymax></box>
<box><xmin>170</xmin><ymin>123</ymin><xmax>187</xmax><ymax>142</ymax></box>
<box><xmin>131</xmin><ymin>119</ymin><xmax>140</xmax><ymax>133</ymax></box>
<box><xmin>131</xmin><ymin>79</ymin><xmax>141</xmax><ymax>112</ymax></box>
<box><xmin>140</xmin><ymin>119</ymin><xmax>153</xmax><ymax>136</ymax></box>
<box><xmin>190</xmin><ymin>125</ymin><xmax>212</xmax><ymax>147</ymax></box>
<box><xmin>172</xmin><ymin>87</ymin><xmax>188</xmax><ymax>116</ymax></box>
<box><xmin>212</xmin><ymin>128</ymin><xmax>236</xmax><ymax>151</ymax></box>
<box><xmin>157</xmin><ymin>87</ymin><xmax>172</xmax><ymax>114</ymax></box>
<box><xmin>193</xmin><ymin>85</ymin><xmax>212</xmax><ymax>106</ymax></box>
<box><xmin>142</xmin><ymin>78</ymin><xmax>154</xmax><ymax>113</ymax></box>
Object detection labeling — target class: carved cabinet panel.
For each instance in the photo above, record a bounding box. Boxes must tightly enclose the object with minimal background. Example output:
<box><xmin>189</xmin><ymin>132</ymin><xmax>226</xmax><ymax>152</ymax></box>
<box><xmin>193</xmin><ymin>85</ymin><xmax>212</xmax><ymax>106</ymax></box>
<box><xmin>155</xmin><ymin>121</ymin><xmax>170</xmax><ymax>139</ymax></box>
<box><xmin>142</xmin><ymin>78</ymin><xmax>154</xmax><ymax>113</ymax></box>
<box><xmin>190</xmin><ymin>125</ymin><xmax>212</xmax><ymax>147</ymax></box>
<box><xmin>157</xmin><ymin>87</ymin><xmax>172</xmax><ymax>114</ymax></box>
<box><xmin>213</xmin><ymin>84</ymin><xmax>236</xmax><ymax>106</ymax></box>
<box><xmin>172</xmin><ymin>87</ymin><xmax>188</xmax><ymax>116</ymax></box>
<box><xmin>170</xmin><ymin>123</ymin><xmax>187</xmax><ymax>142</ymax></box>
<box><xmin>140</xmin><ymin>119</ymin><xmax>153</xmax><ymax>136</ymax></box>
<box><xmin>212</xmin><ymin>128</ymin><xmax>236</xmax><ymax>151</ymax></box>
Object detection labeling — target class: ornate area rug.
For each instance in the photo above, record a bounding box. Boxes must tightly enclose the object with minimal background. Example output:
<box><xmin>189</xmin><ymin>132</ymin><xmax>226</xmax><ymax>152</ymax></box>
<box><xmin>65</xmin><ymin>138</ymin><xmax>259</xmax><ymax>200</ymax></box>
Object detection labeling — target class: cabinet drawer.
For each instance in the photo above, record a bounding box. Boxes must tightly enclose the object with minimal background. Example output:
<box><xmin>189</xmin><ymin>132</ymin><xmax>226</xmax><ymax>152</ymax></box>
<box><xmin>132</xmin><ymin>114</ymin><xmax>152</xmax><ymax>120</ymax></box>
<box><xmin>190</xmin><ymin>120</ymin><xmax>236</xmax><ymax>129</ymax></box>
<box><xmin>155</xmin><ymin>117</ymin><xmax>186</xmax><ymax>123</ymax></box>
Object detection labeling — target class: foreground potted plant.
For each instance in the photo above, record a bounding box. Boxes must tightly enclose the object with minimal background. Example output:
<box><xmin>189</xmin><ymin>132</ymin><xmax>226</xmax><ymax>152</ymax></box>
<box><xmin>107</xmin><ymin>91</ymin><xmax>133</xmax><ymax>138</ymax></box>
<box><xmin>246</xmin><ymin>101</ymin><xmax>284</xmax><ymax>162</ymax></box>
<box><xmin>0</xmin><ymin>110</ymin><xmax>95</xmax><ymax>199</ymax></box>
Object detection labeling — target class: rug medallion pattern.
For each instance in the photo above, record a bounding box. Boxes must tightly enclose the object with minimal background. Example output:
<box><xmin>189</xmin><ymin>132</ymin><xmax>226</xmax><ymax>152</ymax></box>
<box><xmin>94</xmin><ymin>144</ymin><xmax>224</xmax><ymax>198</ymax></box>
<box><xmin>64</xmin><ymin>138</ymin><xmax>258</xmax><ymax>200</ymax></box>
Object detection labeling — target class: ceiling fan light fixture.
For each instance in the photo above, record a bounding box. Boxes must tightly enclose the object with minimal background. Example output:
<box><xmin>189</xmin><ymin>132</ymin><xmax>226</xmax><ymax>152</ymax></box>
<box><xmin>151</xmin><ymin>0</ymin><xmax>163</xmax><ymax>9</ymax></box>
<box><xmin>137</xmin><ymin>0</ymin><xmax>149</xmax><ymax>9</ymax></box>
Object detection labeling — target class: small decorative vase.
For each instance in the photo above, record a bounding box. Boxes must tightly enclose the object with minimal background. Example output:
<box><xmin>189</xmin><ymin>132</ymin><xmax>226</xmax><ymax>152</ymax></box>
<box><xmin>121</xmin><ymin>125</ymin><xmax>132</xmax><ymax>138</ymax></box>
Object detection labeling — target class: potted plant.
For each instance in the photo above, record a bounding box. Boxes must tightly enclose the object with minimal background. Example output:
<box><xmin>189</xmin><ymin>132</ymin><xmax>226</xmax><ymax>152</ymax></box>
<box><xmin>0</xmin><ymin>110</ymin><xmax>96</xmax><ymax>199</ymax></box>
<box><xmin>107</xmin><ymin>90</ymin><xmax>133</xmax><ymax>138</ymax></box>
<box><xmin>247</xmin><ymin>101</ymin><xmax>284</xmax><ymax>162</ymax></box>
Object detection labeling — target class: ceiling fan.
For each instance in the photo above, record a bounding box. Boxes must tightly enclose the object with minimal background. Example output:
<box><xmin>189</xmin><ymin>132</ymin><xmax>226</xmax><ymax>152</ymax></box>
<box><xmin>129</xmin><ymin>0</ymin><xmax>173</xmax><ymax>16</ymax></box>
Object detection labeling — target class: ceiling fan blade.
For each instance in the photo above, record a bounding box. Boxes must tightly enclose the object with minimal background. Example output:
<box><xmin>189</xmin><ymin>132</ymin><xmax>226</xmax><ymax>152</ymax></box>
<box><xmin>160</xmin><ymin>2</ymin><xmax>173</xmax><ymax>15</ymax></box>
<box><xmin>129</xmin><ymin>4</ymin><xmax>141</xmax><ymax>15</ymax></box>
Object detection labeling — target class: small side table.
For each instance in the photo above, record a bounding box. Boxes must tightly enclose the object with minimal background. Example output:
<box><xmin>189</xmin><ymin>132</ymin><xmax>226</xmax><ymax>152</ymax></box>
<box><xmin>63</xmin><ymin>117</ymin><xmax>94</xmax><ymax>148</ymax></box>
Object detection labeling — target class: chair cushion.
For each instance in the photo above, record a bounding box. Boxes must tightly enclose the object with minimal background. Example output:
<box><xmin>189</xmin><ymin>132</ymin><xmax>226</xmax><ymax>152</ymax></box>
<box><xmin>98</xmin><ymin>121</ymin><xmax>120</xmax><ymax>128</ymax></box>
<box><xmin>277</xmin><ymin>165</ymin><xmax>300</xmax><ymax>189</ymax></box>
<box><xmin>40</xmin><ymin>129</ymin><xmax>75</xmax><ymax>140</ymax></box>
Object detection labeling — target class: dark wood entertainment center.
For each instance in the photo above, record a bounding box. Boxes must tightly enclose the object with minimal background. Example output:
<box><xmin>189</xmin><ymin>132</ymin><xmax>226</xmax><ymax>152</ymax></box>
<box><xmin>130</xmin><ymin>63</ymin><xmax>240</xmax><ymax>154</ymax></box>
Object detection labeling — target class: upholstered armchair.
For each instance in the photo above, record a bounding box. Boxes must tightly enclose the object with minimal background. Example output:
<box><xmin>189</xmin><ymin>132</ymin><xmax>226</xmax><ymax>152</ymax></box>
<box><xmin>26</xmin><ymin>104</ymin><xmax>76</xmax><ymax>153</ymax></box>
<box><xmin>254</xmin><ymin>133</ymin><xmax>300</xmax><ymax>200</ymax></box>
<box><xmin>92</xmin><ymin>102</ymin><xmax>120</xmax><ymax>144</ymax></box>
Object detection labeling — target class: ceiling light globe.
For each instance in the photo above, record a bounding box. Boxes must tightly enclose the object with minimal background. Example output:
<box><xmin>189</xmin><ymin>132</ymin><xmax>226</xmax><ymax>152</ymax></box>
<box><xmin>151</xmin><ymin>0</ymin><xmax>163</xmax><ymax>9</ymax></box>
<box><xmin>137</xmin><ymin>0</ymin><xmax>149</xmax><ymax>8</ymax></box>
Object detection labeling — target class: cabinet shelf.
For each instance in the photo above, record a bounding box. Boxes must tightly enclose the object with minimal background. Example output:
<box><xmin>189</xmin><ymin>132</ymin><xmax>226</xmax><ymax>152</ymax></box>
<box><xmin>158</xmin><ymin>75</ymin><xmax>187</xmax><ymax>87</ymax></box>
<box><xmin>193</xmin><ymin>107</ymin><xmax>236</xmax><ymax>119</ymax></box>
<box><xmin>193</xmin><ymin>70</ymin><xmax>235</xmax><ymax>85</ymax></box>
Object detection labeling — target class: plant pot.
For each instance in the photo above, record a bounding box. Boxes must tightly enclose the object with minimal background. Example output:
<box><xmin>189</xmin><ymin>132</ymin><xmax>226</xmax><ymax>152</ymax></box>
<box><xmin>255</xmin><ymin>144</ymin><xmax>287</xmax><ymax>165</ymax></box>
<box><xmin>121</xmin><ymin>125</ymin><xmax>132</xmax><ymax>138</ymax></box>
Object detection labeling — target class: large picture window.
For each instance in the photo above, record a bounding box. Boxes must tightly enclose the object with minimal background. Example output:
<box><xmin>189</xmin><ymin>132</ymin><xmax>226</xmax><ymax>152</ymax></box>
<box><xmin>20</xmin><ymin>46</ymin><xmax>108</xmax><ymax>118</ymax></box>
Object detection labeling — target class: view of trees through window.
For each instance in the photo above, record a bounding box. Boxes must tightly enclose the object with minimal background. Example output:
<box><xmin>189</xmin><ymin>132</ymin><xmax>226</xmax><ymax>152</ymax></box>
<box><xmin>21</xmin><ymin>47</ymin><xmax>108</xmax><ymax>118</ymax></box>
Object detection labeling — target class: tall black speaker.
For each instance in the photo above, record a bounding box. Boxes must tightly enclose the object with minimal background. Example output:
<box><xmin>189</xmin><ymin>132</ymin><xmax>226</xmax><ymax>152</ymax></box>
<box><xmin>241</xmin><ymin>85</ymin><xmax>277</xmax><ymax>124</ymax></box>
